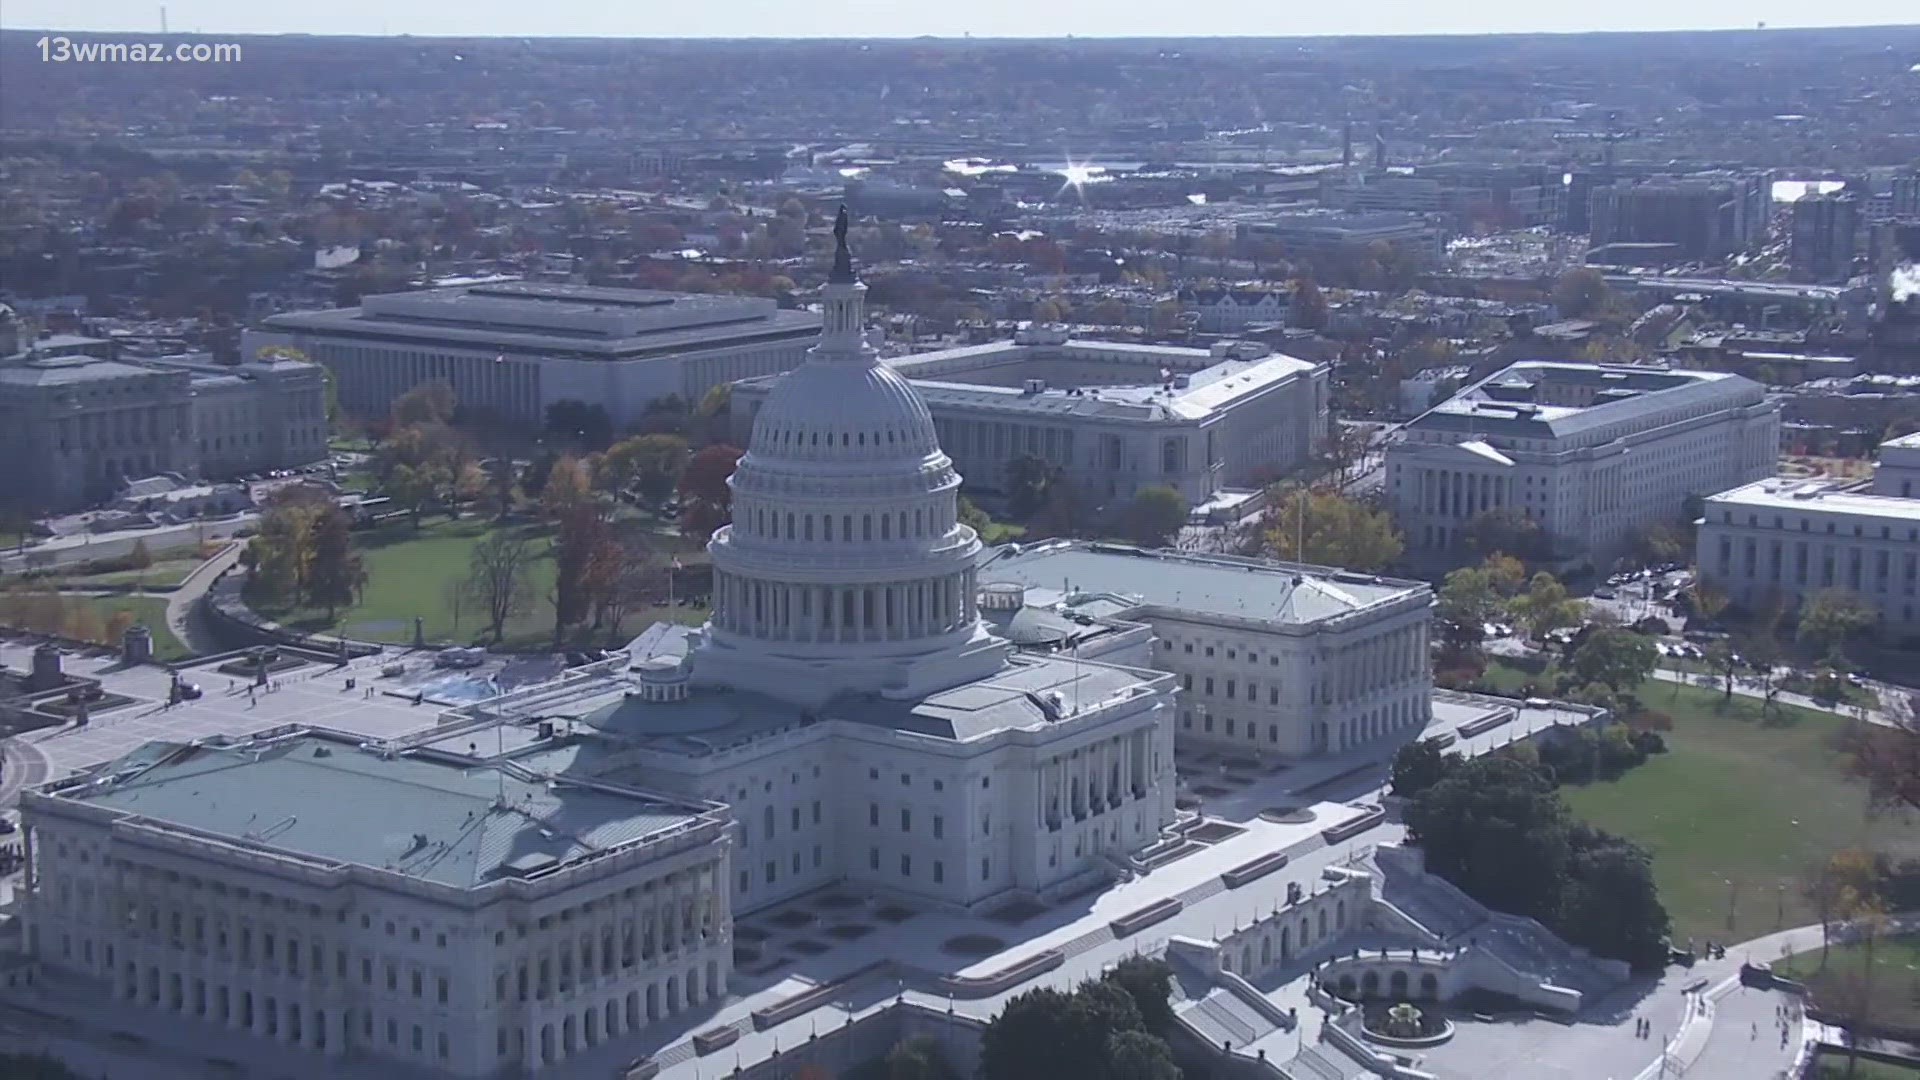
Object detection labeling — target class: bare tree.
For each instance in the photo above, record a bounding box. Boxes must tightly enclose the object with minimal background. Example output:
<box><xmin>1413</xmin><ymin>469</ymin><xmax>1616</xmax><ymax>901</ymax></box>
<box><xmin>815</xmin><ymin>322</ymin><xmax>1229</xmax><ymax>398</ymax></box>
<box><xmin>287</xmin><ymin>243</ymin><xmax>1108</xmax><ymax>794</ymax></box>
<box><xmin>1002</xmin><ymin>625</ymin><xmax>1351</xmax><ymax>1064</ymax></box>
<box><xmin>595</xmin><ymin>529</ymin><xmax>669</xmax><ymax>638</ymax></box>
<box><xmin>1848</xmin><ymin>691</ymin><xmax>1920</xmax><ymax>814</ymax></box>
<box><xmin>463</xmin><ymin>533</ymin><xmax>536</xmax><ymax>644</ymax></box>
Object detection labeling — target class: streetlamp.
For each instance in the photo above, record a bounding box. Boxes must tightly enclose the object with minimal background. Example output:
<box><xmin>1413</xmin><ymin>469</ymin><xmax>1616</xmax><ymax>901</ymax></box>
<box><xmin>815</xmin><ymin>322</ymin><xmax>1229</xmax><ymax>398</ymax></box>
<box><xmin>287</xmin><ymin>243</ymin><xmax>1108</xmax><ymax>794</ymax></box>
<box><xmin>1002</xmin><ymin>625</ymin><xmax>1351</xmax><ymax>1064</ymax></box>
<box><xmin>1725</xmin><ymin>878</ymin><xmax>1738</xmax><ymax>934</ymax></box>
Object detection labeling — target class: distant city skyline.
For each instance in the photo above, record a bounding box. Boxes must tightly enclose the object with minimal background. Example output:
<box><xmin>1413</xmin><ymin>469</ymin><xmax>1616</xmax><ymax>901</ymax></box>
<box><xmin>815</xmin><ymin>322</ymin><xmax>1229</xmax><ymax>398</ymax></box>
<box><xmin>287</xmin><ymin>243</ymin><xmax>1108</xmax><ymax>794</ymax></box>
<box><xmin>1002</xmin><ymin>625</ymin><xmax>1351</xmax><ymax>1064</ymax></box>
<box><xmin>2</xmin><ymin>0</ymin><xmax>1916</xmax><ymax>39</ymax></box>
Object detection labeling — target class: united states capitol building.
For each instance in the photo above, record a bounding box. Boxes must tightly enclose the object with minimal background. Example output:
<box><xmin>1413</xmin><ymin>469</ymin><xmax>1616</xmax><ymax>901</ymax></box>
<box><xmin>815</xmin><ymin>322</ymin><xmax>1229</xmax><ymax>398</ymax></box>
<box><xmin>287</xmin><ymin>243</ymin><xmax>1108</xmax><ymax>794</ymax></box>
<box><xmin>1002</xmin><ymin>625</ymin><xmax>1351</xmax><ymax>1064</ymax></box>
<box><xmin>11</xmin><ymin>221</ymin><xmax>1444</xmax><ymax>1079</ymax></box>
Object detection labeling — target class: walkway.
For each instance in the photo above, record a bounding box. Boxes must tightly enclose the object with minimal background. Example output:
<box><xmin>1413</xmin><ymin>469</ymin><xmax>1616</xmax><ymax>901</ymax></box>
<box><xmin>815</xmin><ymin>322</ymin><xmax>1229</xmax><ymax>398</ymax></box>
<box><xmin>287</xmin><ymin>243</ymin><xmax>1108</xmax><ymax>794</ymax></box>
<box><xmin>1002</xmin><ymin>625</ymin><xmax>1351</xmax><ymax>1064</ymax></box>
<box><xmin>165</xmin><ymin>541</ymin><xmax>244</xmax><ymax>656</ymax></box>
<box><xmin>1648</xmin><ymin>667</ymin><xmax>1900</xmax><ymax>729</ymax></box>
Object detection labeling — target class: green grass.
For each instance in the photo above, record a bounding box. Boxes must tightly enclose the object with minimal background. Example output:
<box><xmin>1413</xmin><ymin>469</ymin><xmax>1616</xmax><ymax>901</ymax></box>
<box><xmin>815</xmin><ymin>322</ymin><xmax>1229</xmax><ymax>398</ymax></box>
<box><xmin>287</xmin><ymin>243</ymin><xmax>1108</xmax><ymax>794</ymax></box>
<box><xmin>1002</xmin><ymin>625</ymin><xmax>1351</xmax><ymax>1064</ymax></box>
<box><xmin>77</xmin><ymin>596</ymin><xmax>191</xmax><ymax>661</ymax></box>
<box><xmin>1780</xmin><ymin>934</ymin><xmax>1920</xmax><ymax>1032</ymax></box>
<box><xmin>1485</xmin><ymin>660</ymin><xmax>1919</xmax><ymax>946</ymax></box>
<box><xmin>57</xmin><ymin>558</ymin><xmax>205</xmax><ymax>590</ymax></box>
<box><xmin>251</xmin><ymin>516</ymin><xmax>709</xmax><ymax>649</ymax></box>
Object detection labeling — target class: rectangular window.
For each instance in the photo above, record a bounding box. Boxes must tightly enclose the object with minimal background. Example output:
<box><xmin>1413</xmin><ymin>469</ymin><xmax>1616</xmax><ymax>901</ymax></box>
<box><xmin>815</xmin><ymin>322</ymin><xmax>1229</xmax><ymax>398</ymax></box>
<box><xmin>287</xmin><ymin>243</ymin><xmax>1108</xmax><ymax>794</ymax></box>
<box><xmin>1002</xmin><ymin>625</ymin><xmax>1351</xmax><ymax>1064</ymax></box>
<box><xmin>869</xmin><ymin>803</ymin><xmax>879</xmax><ymax>827</ymax></box>
<box><xmin>932</xmin><ymin>815</ymin><xmax>944</xmax><ymax>839</ymax></box>
<box><xmin>900</xmin><ymin>854</ymin><xmax>911</xmax><ymax>877</ymax></box>
<box><xmin>869</xmin><ymin>848</ymin><xmax>880</xmax><ymax>871</ymax></box>
<box><xmin>933</xmin><ymin>861</ymin><xmax>945</xmax><ymax>884</ymax></box>
<box><xmin>901</xmin><ymin>808</ymin><xmax>912</xmax><ymax>833</ymax></box>
<box><xmin>981</xmin><ymin>857</ymin><xmax>991</xmax><ymax>881</ymax></box>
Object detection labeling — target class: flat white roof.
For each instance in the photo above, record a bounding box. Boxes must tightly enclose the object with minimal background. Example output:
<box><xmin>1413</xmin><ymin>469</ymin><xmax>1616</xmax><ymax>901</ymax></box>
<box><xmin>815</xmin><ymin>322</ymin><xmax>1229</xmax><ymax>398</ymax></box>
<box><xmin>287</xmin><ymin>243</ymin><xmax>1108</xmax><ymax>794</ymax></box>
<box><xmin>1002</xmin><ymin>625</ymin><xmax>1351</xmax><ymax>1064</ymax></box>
<box><xmin>1708</xmin><ymin>478</ymin><xmax>1920</xmax><ymax>523</ymax></box>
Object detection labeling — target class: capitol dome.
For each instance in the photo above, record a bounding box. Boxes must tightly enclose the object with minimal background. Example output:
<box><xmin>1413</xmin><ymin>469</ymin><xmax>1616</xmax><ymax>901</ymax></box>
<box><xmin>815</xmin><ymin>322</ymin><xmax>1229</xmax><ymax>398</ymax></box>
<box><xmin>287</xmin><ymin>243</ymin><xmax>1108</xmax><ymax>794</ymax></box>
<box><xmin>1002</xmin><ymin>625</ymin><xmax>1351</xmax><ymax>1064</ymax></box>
<box><xmin>745</xmin><ymin>359</ymin><xmax>940</xmax><ymax>467</ymax></box>
<box><xmin>689</xmin><ymin>208</ymin><xmax>1011</xmax><ymax>708</ymax></box>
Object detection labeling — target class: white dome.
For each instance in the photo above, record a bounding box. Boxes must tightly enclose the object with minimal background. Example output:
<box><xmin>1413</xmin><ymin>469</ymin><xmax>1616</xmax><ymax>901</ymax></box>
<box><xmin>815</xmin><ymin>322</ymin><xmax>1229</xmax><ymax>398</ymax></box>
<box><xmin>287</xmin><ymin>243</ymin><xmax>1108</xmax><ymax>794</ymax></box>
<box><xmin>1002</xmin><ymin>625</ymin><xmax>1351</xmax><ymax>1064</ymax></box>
<box><xmin>688</xmin><ymin>219</ymin><xmax>1010</xmax><ymax>707</ymax></box>
<box><xmin>747</xmin><ymin>359</ymin><xmax>939</xmax><ymax>466</ymax></box>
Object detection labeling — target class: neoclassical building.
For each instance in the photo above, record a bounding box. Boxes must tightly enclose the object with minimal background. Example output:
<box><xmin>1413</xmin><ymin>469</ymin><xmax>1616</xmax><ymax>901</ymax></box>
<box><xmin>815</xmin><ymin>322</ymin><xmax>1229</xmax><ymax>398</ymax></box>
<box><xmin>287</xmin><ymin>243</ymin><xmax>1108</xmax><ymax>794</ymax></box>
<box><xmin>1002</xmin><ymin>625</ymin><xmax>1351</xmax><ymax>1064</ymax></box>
<box><xmin>1387</xmin><ymin>361</ymin><xmax>1779</xmax><ymax>569</ymax></box>
<box><xmin>15</xmin><ymin>217</ymin><xmax>1181</xmax><ymax>1075</ymax></box>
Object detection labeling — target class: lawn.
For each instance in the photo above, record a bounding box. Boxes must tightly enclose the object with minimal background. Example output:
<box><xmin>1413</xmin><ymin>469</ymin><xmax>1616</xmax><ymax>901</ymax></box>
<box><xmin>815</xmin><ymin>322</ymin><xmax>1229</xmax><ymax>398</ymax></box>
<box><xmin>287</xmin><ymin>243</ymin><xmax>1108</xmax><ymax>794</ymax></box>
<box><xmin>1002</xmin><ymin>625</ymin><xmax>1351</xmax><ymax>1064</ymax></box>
<box><xmin>251</xmin><ymin>516</ymin><xmax>709</xmax><ymax>649</ymax></box>
<box><xmin>1779</xmin><ymin>934</ymin><xmax>1920</xmax><ymax>1033</ymax></box>
<box><xmin>76</xmin><ymin>596</ymin><xmax>191</xmax><ymax>661</ymax></box>
<box><xmin>58</xmin><ymin>557</ymin><xmax>205</xmax><ymax>591</ymax></box>
<box><xmin>1485</xmin><ymin>660</ymin><xmax>1919</xmax><ymax>947</ymax></box>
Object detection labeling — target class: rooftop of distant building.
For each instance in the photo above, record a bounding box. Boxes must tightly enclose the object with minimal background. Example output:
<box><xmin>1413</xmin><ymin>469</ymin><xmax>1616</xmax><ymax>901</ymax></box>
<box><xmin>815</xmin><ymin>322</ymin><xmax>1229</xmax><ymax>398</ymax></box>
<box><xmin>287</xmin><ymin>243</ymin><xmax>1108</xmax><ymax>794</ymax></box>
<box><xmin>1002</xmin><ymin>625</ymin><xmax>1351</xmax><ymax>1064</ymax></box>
<box><xmin>261</xmin><ymin>280</ymin><xmax>822</xmax><ymax>359</ymax></box>
<box><xmin>977</xmin><ymin>540</ymin><xmax>1428</xmax><ymax>628</ymax></box>
<box><xmin>1406</xmin><ymin>360</ymin><xmax>1759</xmax><ymax>441</ymax></box>
<box><xmin>1706</xmin><ymin>477</ymin><xmax>1920</xmax><ymax>524</ymax></box>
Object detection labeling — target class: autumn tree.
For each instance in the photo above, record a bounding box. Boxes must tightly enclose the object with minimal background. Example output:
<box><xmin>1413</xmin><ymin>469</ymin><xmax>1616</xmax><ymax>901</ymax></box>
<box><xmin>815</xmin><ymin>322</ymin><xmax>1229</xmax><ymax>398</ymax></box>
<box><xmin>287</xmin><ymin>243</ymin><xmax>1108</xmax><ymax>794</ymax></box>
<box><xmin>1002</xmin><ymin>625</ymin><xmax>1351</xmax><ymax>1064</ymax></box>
<box><xmin>303</xmin><ymin>507</ymin><xmax>367</xmax><ymax>621</ymax></box>
<box><xmin>598</xmin><ymin>434</ymin><xmax>690</xmax><ymax>507</ymax></box>
<box><xmin>1848</xmin><ymin>691</ymin><xmax>1920</xmax><ymax>814</ymax></box>
<box><xmin>1509</xmin><ymin>572</ymin><xmax>1582</xmax><ymax>642</ymax></box>
<box><xmin>386</xmin><ymin>463</ymin><xmax>444</xmax><ymax>530</ymax></box>
<box><xmin>392</xmin><ymin>379</ymin><xmax>456</xmax><ymax>426</ymax></box>
<box><xmin>1552</xmin><ymin>267</ymin><xmax>1612</xmax><ymax>321</ymax></box>
<box><xmin>549</xmin><ymin>502</ymin><xmax>618</xmax><ymax>647</ymax></box>
<box><xmin>678</xmin><ymin>444</ymin><xmax>743</xmax><ymax>543</ymax></box>
<box><xmin>103</xmin><ymin>608</ymin><xmax>138</xmax><ymax>646</ymax></box>
<box><xmin>463</xmin><ymin>532</ymin><xmax>537</xmax><ymax>643</ymax></box>
<box><xmin>1261</xmin><ymin>485</ymin><xmax>1404</xmax><ymax>572</ymax></box>
<box><xmin>1290</xmin><ymin>278</ymin><xmax>1330</xmax><ymax>330</ymax></box>
<box><xmin>539</xmin><ymin>455</ymin><xmax>595</xmax><ymax>523</ymax></box>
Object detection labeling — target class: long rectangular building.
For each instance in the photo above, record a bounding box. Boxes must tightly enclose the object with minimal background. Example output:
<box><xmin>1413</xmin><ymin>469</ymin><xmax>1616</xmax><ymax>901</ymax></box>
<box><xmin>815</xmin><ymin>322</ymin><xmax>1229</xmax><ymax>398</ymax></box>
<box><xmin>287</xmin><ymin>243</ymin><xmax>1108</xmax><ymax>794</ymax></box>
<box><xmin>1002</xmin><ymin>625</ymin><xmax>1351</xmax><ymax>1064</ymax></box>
<box><xmin>19</xmin><ymin>727</ymin><xmax>734</xmax><ymax>1077</ymax></box>
<box><xmin>1697</xmin><ymin>473</ymin><xmax>1920</xmax><ymax>641</ymax></box>
<box><xmin>732</xmin><ymin>331</ymin><xmax>1328</xmax><ymax>507</ymax></box>
<box><xmin>245</xmin><ymin>281</ymin><xmax>823</xmax><ymax>431</ymax></box>
<box><xmin>1387</xmin><ymin>361</ymin><xmax>1780</xmax><ymax>570</ymax></box>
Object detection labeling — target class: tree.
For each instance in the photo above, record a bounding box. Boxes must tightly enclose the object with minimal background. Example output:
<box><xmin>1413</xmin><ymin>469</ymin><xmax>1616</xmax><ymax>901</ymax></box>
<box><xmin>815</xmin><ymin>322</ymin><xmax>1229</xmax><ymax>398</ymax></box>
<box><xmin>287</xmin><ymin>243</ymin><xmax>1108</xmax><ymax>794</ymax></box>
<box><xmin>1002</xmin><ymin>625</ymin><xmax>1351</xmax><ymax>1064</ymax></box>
<box><xmin>1004</xmin><ymin>455</ymin><xmax>1056</xmax><ymax>520</ymax></box>
<box><xmin>1436</xmin><ymin>566</ymin><xmax>1503</xmax><ymax>657</ymax></box>
<box><xmin>464</xmin><ymin>532</ymin><xmax>537</xmax><ymax>643</ymax></box>
<box><xmin>246</xmin><ymin>501</ymin><xmax>321</xmax><ymax>600</ymax></box>
<box><xmin>599</xmin><ymin>434</ymin><xmax>690</xmax><ymax>507</ymax></box>
<box><xmin>1568</xmin><ymin>626</ymin><xmax>1658</xmax><ymax>692</ymax></box>
<box><xmin>678</xmin><ymin>444</ymin><xmax>743</xmax><ymax>543</ymax></box>
<box><xmin>386</xmin><ymin>463</ymin><xmax>443</xmax><ymax>530</ymax></box>
<box><xmin>1405</xmin><ymin>755</ymin><xmax>1571</xmax><ymax>924</ymax></box>
<box><xmin>1552</xmin><ymin>267</ymin><xmax>1611</xmax><ymax>321</ymax></box>
<box><xmin>1262</xmin><ymin>486</ymin><xmax>1404</xmax><ymax>572</ymax></box>
<box><xmin>128</xmin><ymin>537</ymin><xmax>153</xmax><ymax>570</ymax></box>
<box><xmin>1391</xmin><ymin>737</ymin><xmax>1459</xmax><ymax>800</ymax></box>
<box><xmin>1290</xmin><ymin>278</ymin><xmax>1329</xmax><ymax>330</ymax></box>
<box><xmin>958</xmin><ymin>496</ymin><xmax>993</xmax><ymax>537</ymax></box>
<box><xmin>695</xmin><ymin>382</ymin><xmax>732</xmax><ymax>420</ymax></box>
<box><xmin>1559</xmin><ymin>825</ymin><xmax>1671</xmax><ymax>970</ymax></box>
<box><xmin>979</xmin><ymin>979</ymin><xmax>1174</xmax><ymax>1080</ymax></box>
<box><xmin>1508</xmin><ymin>571</ymin><xmax>1582</xmax><ymax>643</ymax></box>
<box><xmin>1121</xmin><ymin>486</ymin><xmax>1187</xmax><ymax>548</ymax></box>
<box><xmin>549</xmin><ymin>502</ymin><xmax>617</xmax><ymax>646</ymax></box>
<box><xmin>539</xmin><ymin>455</ymin><xmax>594</xmax><ymax>522</ymax></box>
<box><xmin>1461</xmin><ymin>507</ymin><xmax>1547</xmax><ymax>562</ymax></box>
<box><xmin>1103</xmin><ymin>1030</ymin><xmax>1180</xmax><ymax>1080</ymax></box>
<box><xmin>1106</xmin><ymin>956</ymin><xmax>1176</xmax><ymax>1033</ymax></box>
<box><xmin>303</xmin><ymin>507</ymin><xmax>366</xmax><ymax>621</ymax></box>
<box><xmin>392</xmin><ymin>379</ymin><xmax>456</xmax><ymax>426</ymax></box>
<box><xmin>1686</xmin><ymin>580</ymin><xmax>1730</xmax><ymax>627</ymax></box>
<box><xmin>1848</xmin><ymin>693</ymin><xmax>1920</xmax><ymax>814</ymax></box>
<box><xmin>1797</xmin><ymin>589</ymin><xmax>1878</xmax><ymax>666</ymax></box>
<box><xmin>880</xmin><ymin>1036</ymin><xmax>955</xmax><ymax>1080</ymax></box>
<box><xmin>1703</xmin><ymin>640</ymin><xmax>1742</xmax><ymax>704</ymax></box>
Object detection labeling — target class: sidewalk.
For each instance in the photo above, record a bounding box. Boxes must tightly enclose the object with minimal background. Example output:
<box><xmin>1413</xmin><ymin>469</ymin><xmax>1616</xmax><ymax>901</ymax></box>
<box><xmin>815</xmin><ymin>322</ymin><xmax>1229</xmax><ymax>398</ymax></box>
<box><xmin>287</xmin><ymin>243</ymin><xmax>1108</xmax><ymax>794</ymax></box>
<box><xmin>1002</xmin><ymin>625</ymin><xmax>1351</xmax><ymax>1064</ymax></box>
<box><xmin>1649</xmin><ymin>667</ymin><xmax>1899</xmax><ymax>729</ymax></box>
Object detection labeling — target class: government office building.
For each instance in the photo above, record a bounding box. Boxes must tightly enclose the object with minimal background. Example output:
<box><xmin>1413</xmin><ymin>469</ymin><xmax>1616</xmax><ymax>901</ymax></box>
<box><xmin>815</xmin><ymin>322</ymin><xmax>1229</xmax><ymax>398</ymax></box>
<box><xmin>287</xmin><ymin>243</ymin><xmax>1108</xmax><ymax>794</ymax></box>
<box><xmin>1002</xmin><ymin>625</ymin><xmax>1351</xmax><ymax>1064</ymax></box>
<box><xmin>1386</xmin><ymin>361</ymin><xmax>1780</xmax><ymax>569</ymax></box>
<box><xmin>244</xmin><ymin>281</ymin><xmax>823</xmax><ymax>431</ymax></box>
<box><xmin>1696</xmin><ymin>435</ymin><xmax>1920</xmax><ymax>640</ymax></box>
<box><xmin>731</xmin><ymin>329</ymin><xmax>1329</xmax><ymax>507</ymax></box>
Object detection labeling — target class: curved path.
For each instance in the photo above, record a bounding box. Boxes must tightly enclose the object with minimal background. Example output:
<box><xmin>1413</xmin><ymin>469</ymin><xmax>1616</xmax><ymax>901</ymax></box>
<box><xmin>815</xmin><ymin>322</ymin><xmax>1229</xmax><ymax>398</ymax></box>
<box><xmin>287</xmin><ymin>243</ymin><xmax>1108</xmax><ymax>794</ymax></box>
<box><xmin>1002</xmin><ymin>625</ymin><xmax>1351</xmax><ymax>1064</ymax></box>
<box><xmin>164</xmin><ymin>541</ymin><xmax>244</xmax><ymax>656</ymax></box>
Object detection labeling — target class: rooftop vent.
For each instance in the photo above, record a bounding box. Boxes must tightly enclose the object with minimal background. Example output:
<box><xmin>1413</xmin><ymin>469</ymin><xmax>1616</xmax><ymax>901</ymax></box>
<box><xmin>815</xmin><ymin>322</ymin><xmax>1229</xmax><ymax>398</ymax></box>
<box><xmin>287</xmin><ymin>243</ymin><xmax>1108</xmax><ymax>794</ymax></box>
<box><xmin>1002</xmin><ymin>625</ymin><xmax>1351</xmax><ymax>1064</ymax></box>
<box><xmin>1022</xmin><ymin>378</ymin><xmax>1047</xmax><ymax>395</ymax></box>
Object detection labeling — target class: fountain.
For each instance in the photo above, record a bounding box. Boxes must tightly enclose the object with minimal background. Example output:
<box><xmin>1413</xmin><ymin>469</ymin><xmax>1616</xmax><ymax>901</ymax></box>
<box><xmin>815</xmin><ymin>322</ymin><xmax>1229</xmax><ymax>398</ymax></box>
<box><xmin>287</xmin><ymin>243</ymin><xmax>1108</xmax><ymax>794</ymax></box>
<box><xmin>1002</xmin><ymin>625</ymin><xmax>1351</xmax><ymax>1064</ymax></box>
<box><xmin>1359</xmin><ymin>999</ymin><xmax>1455</xmax><ymax>1048</ymax></box>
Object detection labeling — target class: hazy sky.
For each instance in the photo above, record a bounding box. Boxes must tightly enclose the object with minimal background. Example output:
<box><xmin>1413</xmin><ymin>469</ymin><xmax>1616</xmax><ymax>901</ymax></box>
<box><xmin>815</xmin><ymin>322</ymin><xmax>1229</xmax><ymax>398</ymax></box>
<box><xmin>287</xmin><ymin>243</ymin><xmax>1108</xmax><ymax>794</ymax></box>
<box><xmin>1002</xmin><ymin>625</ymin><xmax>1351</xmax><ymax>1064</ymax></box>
<box><xmin>3</xmin><ymin>0</ymin><xmax>1917</xmax><ymax>38</ymax></box>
